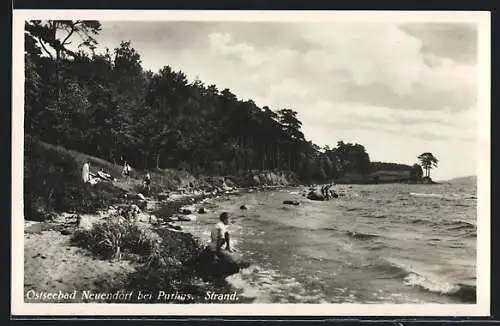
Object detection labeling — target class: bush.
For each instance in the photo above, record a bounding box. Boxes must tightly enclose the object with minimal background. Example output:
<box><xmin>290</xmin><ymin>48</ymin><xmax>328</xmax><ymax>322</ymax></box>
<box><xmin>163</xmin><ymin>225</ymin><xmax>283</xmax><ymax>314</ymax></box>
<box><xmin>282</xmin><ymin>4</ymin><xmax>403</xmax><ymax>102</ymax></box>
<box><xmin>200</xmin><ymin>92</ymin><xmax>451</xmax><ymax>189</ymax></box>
<box><xmin>71</xmin><ymin>215</ymin><xmax>162</xmax><ymax>260</ymax></box>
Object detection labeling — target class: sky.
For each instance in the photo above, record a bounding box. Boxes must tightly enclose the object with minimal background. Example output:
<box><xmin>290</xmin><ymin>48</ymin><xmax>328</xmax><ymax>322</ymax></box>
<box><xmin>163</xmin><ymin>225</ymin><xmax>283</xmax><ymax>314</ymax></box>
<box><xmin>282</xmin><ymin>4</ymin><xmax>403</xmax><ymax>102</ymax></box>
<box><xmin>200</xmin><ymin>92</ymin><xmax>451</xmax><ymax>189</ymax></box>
<box><xmin>71</xmin><ymin>20</ymin><xmax>479</xmax><ymax>181</ymax></box>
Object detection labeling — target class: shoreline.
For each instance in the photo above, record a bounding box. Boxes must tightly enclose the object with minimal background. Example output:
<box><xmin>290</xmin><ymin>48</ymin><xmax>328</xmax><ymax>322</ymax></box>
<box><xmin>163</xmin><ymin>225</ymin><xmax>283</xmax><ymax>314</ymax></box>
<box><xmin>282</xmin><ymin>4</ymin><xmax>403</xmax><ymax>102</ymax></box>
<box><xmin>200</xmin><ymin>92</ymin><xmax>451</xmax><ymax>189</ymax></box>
<box><xmin>23</xmin><ymin>180</ymin><xmax>447</xmax><ymax>304</ymax></box>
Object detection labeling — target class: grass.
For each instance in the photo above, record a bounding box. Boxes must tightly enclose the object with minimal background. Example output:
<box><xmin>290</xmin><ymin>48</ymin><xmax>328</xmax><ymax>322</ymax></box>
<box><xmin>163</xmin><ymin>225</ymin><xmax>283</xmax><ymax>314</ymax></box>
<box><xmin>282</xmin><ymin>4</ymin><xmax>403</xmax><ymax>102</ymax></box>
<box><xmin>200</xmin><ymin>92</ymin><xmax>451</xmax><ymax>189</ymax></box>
<box><xmin>71</xmin><ymin>214</ymin><xmax>162</xmax><ymax>260</ymax></box>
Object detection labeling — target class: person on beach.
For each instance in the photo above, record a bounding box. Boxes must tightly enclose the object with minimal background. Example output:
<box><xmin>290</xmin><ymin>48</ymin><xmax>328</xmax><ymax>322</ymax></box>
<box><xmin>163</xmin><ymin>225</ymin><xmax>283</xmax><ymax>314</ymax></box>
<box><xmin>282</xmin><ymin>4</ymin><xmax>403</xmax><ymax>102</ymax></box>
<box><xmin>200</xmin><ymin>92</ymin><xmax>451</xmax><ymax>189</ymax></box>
<box><xmin>321</xmin><ymin>184</ymin><xmax>329</xmax><ymax>200</ymax></box>
<box><xmin>209</xmin><ymin>212</ymin><xmax>233</xmax><ymax>255</ymax></box>
<box><xmin>122</xmin><ymin>161</ymin><xmax>131</xmax><ymax>179</ymax></box>
<box><xmin>326</xmin><ymin>183</ymin><xmax>337</xmax><ymax>199</ymax></box>
<box><xmin>143</xmin><ymin>170</ymin><xmax>151</xmax><ymax>193</ymax></box>
<box><xmin>82</xmin><ymin>161</ymin><xmax>90</xmax><ymax>184</ymax></box>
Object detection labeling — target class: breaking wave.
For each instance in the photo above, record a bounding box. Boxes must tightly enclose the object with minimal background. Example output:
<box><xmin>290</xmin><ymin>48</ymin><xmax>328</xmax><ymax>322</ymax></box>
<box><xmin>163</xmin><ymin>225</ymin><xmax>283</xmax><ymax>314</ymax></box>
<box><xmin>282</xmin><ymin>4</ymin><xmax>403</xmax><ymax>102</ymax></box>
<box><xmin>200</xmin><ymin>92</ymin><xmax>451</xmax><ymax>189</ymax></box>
<box><xmin>375</xmin><ymin>258</ymin><xmax>476</xmax><ymax>303</ymax></box>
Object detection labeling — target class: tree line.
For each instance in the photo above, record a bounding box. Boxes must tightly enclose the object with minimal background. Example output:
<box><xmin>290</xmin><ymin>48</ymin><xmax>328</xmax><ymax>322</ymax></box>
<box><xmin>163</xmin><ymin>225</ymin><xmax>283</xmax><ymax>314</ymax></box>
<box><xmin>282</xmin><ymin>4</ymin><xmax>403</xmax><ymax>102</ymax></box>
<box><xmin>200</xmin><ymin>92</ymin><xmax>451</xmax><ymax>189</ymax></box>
<box><xmin>24</xmin><ymin>20</ymin><xmax>434</xmax><ymax>183</ymax></box>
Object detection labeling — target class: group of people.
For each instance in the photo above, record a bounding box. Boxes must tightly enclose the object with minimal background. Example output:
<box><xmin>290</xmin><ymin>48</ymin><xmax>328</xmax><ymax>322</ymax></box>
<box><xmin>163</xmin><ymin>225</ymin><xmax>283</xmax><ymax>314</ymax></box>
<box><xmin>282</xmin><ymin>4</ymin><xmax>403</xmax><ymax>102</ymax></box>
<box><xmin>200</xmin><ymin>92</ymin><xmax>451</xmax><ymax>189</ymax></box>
<box><xmin>321</xmin><ymin>183</ymin><xmax>336</xmax><ymax>200</ymax></box>
<box><xmin>81</xmin><ymin>159</ymin><xmax>151</xmax><ymax>193</ymax></box>
<box><xmin>121</xmin><ymin>160</ymin><xmax>151</xmax><ymax>192</ymax></box>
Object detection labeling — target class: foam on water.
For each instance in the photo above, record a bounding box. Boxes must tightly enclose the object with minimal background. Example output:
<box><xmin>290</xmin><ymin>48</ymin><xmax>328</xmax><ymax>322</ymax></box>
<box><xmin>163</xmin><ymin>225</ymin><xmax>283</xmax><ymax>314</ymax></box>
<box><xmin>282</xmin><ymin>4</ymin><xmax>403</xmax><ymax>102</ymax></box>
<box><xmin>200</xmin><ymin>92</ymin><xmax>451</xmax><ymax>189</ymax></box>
<box><xmin>226</xmin><ymin>265</ymin><xmax>328</xmax><ymax>303</ymax></box>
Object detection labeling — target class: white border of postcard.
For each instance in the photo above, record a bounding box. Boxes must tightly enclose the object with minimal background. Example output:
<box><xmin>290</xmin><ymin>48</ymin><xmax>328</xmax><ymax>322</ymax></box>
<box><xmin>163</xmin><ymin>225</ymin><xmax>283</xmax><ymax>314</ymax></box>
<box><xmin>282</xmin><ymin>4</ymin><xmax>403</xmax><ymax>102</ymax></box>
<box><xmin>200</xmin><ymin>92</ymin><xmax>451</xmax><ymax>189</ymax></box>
<box><xmin>12</xmin><ymin>10</ymin><xmax>491</xmax><ymax>317</ymax></box>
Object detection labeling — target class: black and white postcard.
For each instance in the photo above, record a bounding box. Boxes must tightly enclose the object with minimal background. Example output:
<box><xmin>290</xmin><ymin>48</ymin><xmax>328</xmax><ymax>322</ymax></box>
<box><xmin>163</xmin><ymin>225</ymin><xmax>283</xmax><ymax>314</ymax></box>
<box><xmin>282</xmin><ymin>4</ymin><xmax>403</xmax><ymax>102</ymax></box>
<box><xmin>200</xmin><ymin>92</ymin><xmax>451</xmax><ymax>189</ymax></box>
<box><xmin>12</xmin><ymin>10</ymin><xmax>491</xmax><ymax>317</ymax></box>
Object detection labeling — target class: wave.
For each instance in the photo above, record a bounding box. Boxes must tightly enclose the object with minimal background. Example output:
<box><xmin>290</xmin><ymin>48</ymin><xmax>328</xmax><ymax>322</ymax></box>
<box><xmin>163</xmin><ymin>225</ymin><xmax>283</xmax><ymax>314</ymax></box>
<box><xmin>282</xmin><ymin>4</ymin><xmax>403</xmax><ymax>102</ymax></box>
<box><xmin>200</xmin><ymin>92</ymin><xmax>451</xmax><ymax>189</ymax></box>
<box><xmin>454</xmin><ymin>203</ymin><xmax>471</xmax><ymax>207</ymax></box>
<box><xmin>443</xmin><ymin>219</ymin><xmax>476</xmax><ymax>232</ymax></box>
<box><xmin>366</xmin><ymin>242</ymin><xmax>390</xmax><ymax>251</ymax></box>
<box><xmin>363</xmin><ymin>213</ymin><xmax>388</xmax><ymax>219</ymax></box>
<box><xmin>377</xmin><ymin>258</ymin><xmax>476</xmax><ymax>303</ymax></box>
<box><xmin>320</xmin><ymin>226</ymin><xmax>338</xmax><ymax>231</ymax></box>
<box><xmin>408</xmin><ymin>218</ymin><xmax>475</xmax><ymax>234</ymax></box>
<box><xmin>404</xmin><ymin>273</ymin><xmax>476</xmax><ymax>303</ymax></box>
<box><xmin>410</xmin><ymin>218</ymin><xmax>432</xmax><ymax>225</ymax></box>
<box><xmin>346</xmin><ymin>230</ymin><xmax>380</xmax><ymax>240</ymax></box>
<box><xmin>409</xmin><ymin>192</ymin><xmax>476</xmax><ymax>202</ymax></box>
<box><xmin>226</xmin><ymin>265</ymin><xmax>327</xmax><ymax>303</ymax></box>
<box><xmin>272</xmin><ymin>223</ymin><xmax>339</xmax><ymax>233</ymax></box>
<box><xmin>410</xmin><ymin>192</ymin><xmax>447</xmax><ymax>198</ymax></box>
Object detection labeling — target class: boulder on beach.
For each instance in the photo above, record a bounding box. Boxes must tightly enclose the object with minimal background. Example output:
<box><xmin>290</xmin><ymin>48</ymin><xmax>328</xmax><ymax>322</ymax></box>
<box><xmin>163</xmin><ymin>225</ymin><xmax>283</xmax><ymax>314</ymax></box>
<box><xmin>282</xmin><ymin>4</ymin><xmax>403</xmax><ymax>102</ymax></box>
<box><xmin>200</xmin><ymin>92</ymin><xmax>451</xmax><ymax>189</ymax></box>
<box><xmin>137</xmin><ymin>200</ymin><xmax>147</xmax><ymax>211</ymax></box>
<box><xmin>240</xmin><ymin>204</ymin><xmax>248</xmax><ymax>210</ymax></box>
<box><xmin>306</xmin><ymin>190</ymin><xmax>339</xmax><ymax>201</ymax></box>
<box><xmin>136</xmin><ymin>193</ymin><xmax>146</xmax><ymax>201</ymax></box>
<box><xmin>179</xmin><ymin>206</ymin><xmax>196</xmax><ymax>215</ymax></box>
<box><xmin>149</xmin><ymin>214</ymin><xmax>158</xmax><ymax>224</ymax></box>
<box><xmin>60</xmin><ymin>229</ymin><xmax>72</xmax><ymax>235</ymax></box>
<box><xmin>164</xmin><ymin>222</ymin><xmax>182</xmax><ymax>230</ymax></box>
<box><xmin>175</xmin><ymin>214</ymin><xmax>197</xmax><ymax>222</ymax></box>
<box><xmin>198</xmin><ymin>207</ymin><xmax>207</xmax><ymax>214</ymax></box>
<box><xmin>283</xmin><ymin>200</ymin><xmax>300</xmax><ymax>206</ymax></box>
<box><xmin>157</xmin><ymin>193</ymin><xmax>170</xmax><ymax>200</ymax></box>
<box><xmin>197</xmin><ymin>247</ymin><xmax>251</xmax><ymax>279</ymax></box>
<box><xmin>306</xmin><ymin>190</ymin><xmax>326</xmax><ymax>201</ymax></box>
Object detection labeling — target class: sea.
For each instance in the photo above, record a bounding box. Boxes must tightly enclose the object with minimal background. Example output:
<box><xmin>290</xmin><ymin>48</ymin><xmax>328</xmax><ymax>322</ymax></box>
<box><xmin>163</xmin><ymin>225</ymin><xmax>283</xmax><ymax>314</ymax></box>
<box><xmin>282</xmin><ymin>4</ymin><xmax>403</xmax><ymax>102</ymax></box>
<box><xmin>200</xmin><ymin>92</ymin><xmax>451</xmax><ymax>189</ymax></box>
<box><xmin>180</xmin><ymin>182</ymin><xmax>477</xmax><ymax>304</ymax></box>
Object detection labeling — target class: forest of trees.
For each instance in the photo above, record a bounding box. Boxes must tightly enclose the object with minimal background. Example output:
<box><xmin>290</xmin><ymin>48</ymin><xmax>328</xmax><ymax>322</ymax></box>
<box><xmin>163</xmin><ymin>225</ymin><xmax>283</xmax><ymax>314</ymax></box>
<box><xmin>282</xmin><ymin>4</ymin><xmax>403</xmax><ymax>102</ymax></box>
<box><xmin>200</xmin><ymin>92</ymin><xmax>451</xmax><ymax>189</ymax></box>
<box><xmin>24</xmin><ymin>20</ymin><xmax>422</xmax><ymax>184</ymax></box>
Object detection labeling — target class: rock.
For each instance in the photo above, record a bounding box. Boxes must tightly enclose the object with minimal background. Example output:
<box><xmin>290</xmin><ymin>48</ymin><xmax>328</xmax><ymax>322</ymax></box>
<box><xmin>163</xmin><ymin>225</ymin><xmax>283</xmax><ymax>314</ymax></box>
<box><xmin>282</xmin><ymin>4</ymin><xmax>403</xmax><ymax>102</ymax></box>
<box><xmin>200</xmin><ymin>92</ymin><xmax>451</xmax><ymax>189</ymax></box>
<box><xmin>163</xmin><ymin>216</ymin><xmax>175</xmax><ymax>223</ymax></box>
<box><xmin>157</xmin><ymin>193</ymin><xmax>170</xmax><ymax>200</ymax></box>
<box><xmin>136</xmin><ymin>193</ymin><xmax>146</xmax><ymax>201</ymax></box>
<box><xmin>166</xmin><ymin>223</ymin><xmax>182</xmax><ymax>231</ymax></box>
<box><xmin>283</xmin><ymin>200</ymin><xmax>300</xmax><ymax>206</ymax></box>
<box><xmin>240</xmin><ymin>204</ymin><xmax>248</xmax><ymax>210</ymax></box>
<box><xmin>197</xmin><ymin>247</ymin><xmax>251</xmax><ymax>279</ymax></box>
<box><xmin>179</xmin><ymin>206</ymin><xmax>196</xmax><ymax>215</ymax></box>
<box><xmin>130</xmin><ymin>204</ymin><xmax>141</xmax><ymax>214</ymax></box>
<box><xmin>175</xmin><ymin>214</ymin><xmax>197</xmax><ymax>222</ymax></box>
<box><xmin>198</xmin><ymin>207</ymin><xmax>207</xmax><ymax>214</ymax></box>
<box><xmin>149</xmin><ymin>215</ymin><xmax>158</xmax><ymax>224</ymax></box>
<box><xmin>137</xmin><ymin>200</ymin><xmax>147</xmax><ymax>211</ymax></box>
<box><xmin>60</xmin><ymin>229</ymin><xmax>72</xmax><ymax>235</ymax></box>
<box><xmin>306</xmin><ymin>190</ymin><xmax>326</xmax><ymax>201</ymax></box>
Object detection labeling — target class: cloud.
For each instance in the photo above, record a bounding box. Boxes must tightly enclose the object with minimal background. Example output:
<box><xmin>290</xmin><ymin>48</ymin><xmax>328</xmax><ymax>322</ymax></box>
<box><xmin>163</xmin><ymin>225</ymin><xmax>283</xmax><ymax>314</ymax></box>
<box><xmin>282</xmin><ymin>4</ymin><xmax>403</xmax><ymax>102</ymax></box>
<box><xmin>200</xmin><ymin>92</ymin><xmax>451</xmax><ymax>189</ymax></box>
<box><xmin>190</xmin><ymin>23</ymin><xmax>477</xmax><ymax>115</ymax></box>
<box><xmin>208</xmin><ymin>32</ymin><xmax>265</xmax><ymax>67</ymax></box>
<box><xmin>297</xmin><ymin>100</ymin><xmax>476</xmax><ymax>144</ymax></box>
<box><xmin>292</xmin><ymin>23</ymin><xmax>477</xmax><ymax>112</ymax></box>
<box><xmin>399</xmin><ymin>23</ymin><xmax>477</xmax><ymax>64</ymax></box>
